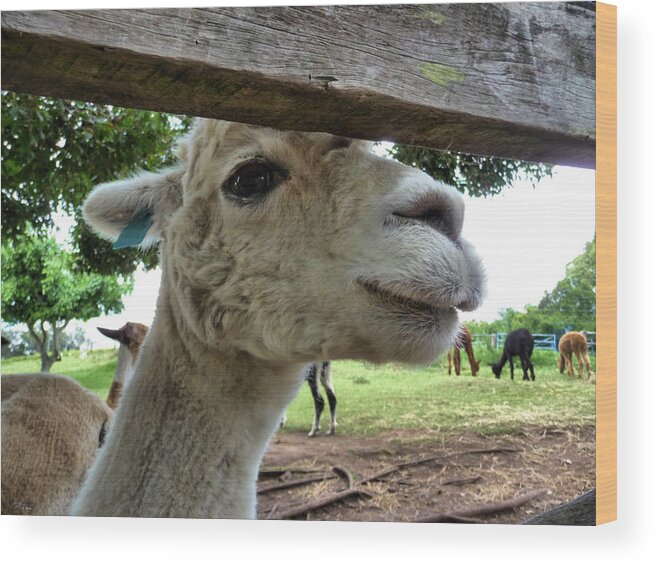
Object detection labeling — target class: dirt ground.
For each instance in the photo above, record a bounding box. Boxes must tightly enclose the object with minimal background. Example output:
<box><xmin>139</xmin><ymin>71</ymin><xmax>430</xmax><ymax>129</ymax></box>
<box><xmin>257</xmin><ymin>425</ymin><xmax>595</xmax><ymax>524</ymax></box>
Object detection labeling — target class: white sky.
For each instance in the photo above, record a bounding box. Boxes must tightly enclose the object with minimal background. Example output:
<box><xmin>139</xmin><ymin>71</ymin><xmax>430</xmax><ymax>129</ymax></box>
<box><xmin>460</xmin><ymin>166</ymin><xmax>595</xmax><ymax>323</ymax></box>
<box><xmin>79</xmin><ymin>163</ymin><xmax>595</xmax><ymax>348</ymax></box>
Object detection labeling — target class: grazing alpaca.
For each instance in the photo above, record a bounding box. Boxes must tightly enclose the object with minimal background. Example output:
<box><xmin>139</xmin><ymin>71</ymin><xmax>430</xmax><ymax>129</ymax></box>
<box><xmin>447</xmin><ymin>325</ymin><xmax>480</xmax><ymax>376</ymax></box>
<box><xmin>491</xmin><ymin>328</ymin><xmax>536</xmax><ymax>381</ymax></box>
<box><xmin>1</xmin><ymin>323</ymin><xmax>148</xmax><ymax>515</ymax></box>
<box><xmin>72</xmin><ymin>119</ymin><xmax>485</xmax><ymax>519</ymax></box>
<box><xmin>98</xmin><ymin>322</ymin><xmax>149</xmax><ymax>409</ymax></box>
<box><xmin>1</xmin><ymin>374</ymin><xmax>112</xmax><ymax>515</ymax></box>
<box><xmin>558</xmin><ymin>331</ymin><xmax>593</xmax><ymax>383</ymax></box>
<box><xmin>306</xmin><ymin>361</ymin><xmax>337</xmax><ymax>437</ymax></box>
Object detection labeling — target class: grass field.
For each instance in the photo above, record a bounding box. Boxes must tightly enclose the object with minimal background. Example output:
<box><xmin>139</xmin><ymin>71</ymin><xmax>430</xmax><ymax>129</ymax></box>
<box><xmin>2</xmin><ymin>346</ymin><xmax>596</xmax><ymax>436</ymax></box>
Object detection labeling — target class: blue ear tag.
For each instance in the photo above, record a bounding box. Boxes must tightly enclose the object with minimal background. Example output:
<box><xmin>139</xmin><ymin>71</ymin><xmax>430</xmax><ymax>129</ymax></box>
<box><xmin>113</xmin><ymin>209</ymin><xmax>154</xmax><ymax>250</ymax></box>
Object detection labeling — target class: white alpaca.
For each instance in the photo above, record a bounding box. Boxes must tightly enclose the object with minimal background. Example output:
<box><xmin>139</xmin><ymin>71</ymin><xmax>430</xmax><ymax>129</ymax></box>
<box><xmin>1</xmin><ymin>323</ymin><xmax>147</xmax><ymax>515</ymax></box>
<box><xmin>71</xmin><ymin>119</ymin><xmax>485</xmax><ymax>519</ymax></box>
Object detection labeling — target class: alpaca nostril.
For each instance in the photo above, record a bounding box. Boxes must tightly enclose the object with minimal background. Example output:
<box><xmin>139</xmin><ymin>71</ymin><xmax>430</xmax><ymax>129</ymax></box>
<box><xmin>392</xmin><ymin>202</ymin><xmax>458</xmax><ymax>241</ymax></box>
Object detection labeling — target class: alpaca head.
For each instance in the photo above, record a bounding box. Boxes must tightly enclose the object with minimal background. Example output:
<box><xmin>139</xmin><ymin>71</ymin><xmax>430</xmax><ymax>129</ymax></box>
<box><xmin>490</xmin><ymin>363</ymin><xmax>502</xmax><ymax>378</ymax></box>
<box><xmin>97</xmin><ymin>322</ymin><xmax>149</xmax><ymax>362</ymax></box>
<box><xmin>84</xmin><ymin>120</ymin><xmax>485</xmax><ymax>365</ymax></box>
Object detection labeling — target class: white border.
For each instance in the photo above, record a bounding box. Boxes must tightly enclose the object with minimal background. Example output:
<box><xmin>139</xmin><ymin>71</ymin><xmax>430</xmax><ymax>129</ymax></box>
<box><xmin>1</xmin><ymin>0</ymin><xmax>654</xmax><ymax>563</ymax></box>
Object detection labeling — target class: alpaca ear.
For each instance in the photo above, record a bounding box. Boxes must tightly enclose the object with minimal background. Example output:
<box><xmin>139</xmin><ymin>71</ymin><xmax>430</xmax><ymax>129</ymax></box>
<box><xmin>83</xmin><ymin>167</ymin><xmax>184</xmax><ymax>248</ymax></box>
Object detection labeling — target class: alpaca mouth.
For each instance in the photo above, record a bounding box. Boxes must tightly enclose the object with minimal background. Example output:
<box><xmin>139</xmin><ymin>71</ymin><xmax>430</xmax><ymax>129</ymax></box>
<box><xmin>357</xmin><ymin>278</ymin><xmax>456</xmax><ymax>316</ymax></box>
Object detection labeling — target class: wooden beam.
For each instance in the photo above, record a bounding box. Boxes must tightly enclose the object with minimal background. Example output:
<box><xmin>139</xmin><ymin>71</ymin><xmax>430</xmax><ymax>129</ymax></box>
<box><xmin>1</xmin><ymin>3</ymin><xmax>596</xmax><ymax>166</ymax></box>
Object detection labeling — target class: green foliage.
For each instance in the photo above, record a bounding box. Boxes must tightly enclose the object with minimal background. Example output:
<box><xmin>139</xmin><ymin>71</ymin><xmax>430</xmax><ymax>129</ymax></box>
<box><xmin>536</xmin><ymin>238</ymin><xmax>596</xmax><ymax>332</ymax></box>
<box><xmin>389</xmin><ymin>145</ymin><xmax>553</xmax><ymax>197</ymax></box>
<box><xmin>1</xmin><ymin>232</ymin><xmax>132</xmax><ymax>325</ymax></box>
<box><xmin>1</xmin><ymin>232</ymin><xmax>133</xmax><ymax>371</ymax></box>
<box><xmin>1</xmin><ymin>92</ymin><xmax>192</xmax><ymax>274</ymax></box>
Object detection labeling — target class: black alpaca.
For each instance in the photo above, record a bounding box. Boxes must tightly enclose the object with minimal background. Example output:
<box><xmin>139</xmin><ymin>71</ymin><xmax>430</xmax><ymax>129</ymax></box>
<box><xmin>491</xmin><ymin>329</ymin><xmax>536</xmax><ymax>381</ymax></box>
<box><xmin>306</xmin><ymin>361</ymin><xmax>337</xmax><ymax>437</ymax></box>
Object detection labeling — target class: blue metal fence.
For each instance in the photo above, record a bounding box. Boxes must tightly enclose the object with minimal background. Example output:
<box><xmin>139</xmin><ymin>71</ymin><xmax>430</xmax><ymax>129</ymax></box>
<box><xmin>484</xmin><ymin>332</ymin><xmax>596</xmax><ymax>354</ymax></box>
<box><xmin>495</xmin><ymin>333</ymin><xmax>557</xmax><ymax>351</ymax></box>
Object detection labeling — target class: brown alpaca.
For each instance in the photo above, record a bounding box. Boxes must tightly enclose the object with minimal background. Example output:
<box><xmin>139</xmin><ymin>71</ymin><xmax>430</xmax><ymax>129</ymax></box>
<box><xmin>558</xmin><ymin>332</ymin><xmax>593</xmax><ymax>383</ymax></box>
<box><xmin>97</xmin><ymin>322</ymin><xmax>149</xmax><ymax>409</ymax></box>
<box><xmin>447</xmin><ymin>325</ymin><xmax>480</xmax><ymax>376</ymax></box>
<box><xmin>1</xmin><ymin>322</ymin><xmax>149</xmax><ymax>516</ymax></box>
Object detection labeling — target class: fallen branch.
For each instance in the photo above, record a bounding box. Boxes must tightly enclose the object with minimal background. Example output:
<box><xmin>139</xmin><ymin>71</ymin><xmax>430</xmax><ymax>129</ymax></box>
<box><xmin>424</xmin><ymin>514</ymin><xmax>483</xmax><ymax>524</ymax></box>
<box><xmin>442</xmin><ymin>475</ymin><xmax>483</xmax><ymax>486</ymax></box>
<box><xmin>265</xmin><ymin>504</ymin><xmax>279</xmax><ymax>520</ymax></box>
<box><xmin>332</xmin><ymin>465</ymin><xmax>354</xmax><ymax>490</ymax></box>
<box><xmin>269</xmin><ymin>488</ymin><xmax>372</xmax><ymax>520</ymax></box>
<box><xmin>414</xmin><ymin>489</ymin><xmax>547</xmax><ymax>523</ymax></box>
<box><xmin>258</xmin><ymin>467</ymin><xmax>323</xmax><ymax>478</ymax></box>
<box><xmin>356</xmin><ymin>448</ymin><xmax>519</xmax><ymax>486</ymax></box>
<box><xmin>455</xmin><ymin>447</ymin><xmax>521</xmax><ymax>456</ymax></box>
<box><xmin>257</xmin><ymin>474</ymin><xmax>335</xmax><ymax>494</ymax></box>
<box><xmin>358</xmin><ymin>456</ymin><xmax>446</xmax><ymax>485</ymax></box>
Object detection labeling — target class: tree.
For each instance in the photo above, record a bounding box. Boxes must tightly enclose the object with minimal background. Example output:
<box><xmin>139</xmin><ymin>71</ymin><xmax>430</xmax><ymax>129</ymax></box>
<box><xmin>468</xmin><ymin>238</ymin><xmax>596</xmax><ymax>335</ymax></box>
<box><xmin>389</xmin><ymin>145</ymin><xmax>553</xmax><ymax>197</ymax></box>
<box><xmin>1</xmin><ymin>92</ymin><xmax>192</xmax><ymax>275</ymax></box>
<box><xmin>537</xmin><ymin>237</ymin><xmax>596</xmax><ymax>332</ymax></box>
<box><xmin>1</xmin><ymin>232</ymin><xmax>133</xmax><ymax>372</ymax></box>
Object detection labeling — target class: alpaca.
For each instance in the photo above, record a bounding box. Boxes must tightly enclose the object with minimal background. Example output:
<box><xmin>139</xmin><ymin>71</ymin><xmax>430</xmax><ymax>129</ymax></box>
<box><xmin>1</xmin><ymin>374</ymin><xmax>112</xmax><ymax>515</ymax></box>
<box><xmin>71</xmin><ymin>119</ymin><xmax>485</xmax><ymax>519</ymax></box>
<box><xmin>491</xmin><ymin>328</ymin><xmax>536</xmax><ymax>381</ymax></box>
<box><xmin>97</xmin><ymin>322</ymin><xmax>149</xmax><ymax>409</ymax></box>
<box><xmin>276</xmin><ymin>361</ymin><xmax>336</xmax><ymax>437</ymax></box>
<box><xmin>447</xmin><ymin>325</ymin><xmax>480</xmax><ymax>376</ymax></box>
<box><xmin>558</xmin><ymin>331</ymin><xmax>593</xmax><ymax>383</ymax></box>
<box><xmin>1</xmin><ymin>323</ymin><xmax>148</xmax><ymax>515</ymax></box>
<box><xmin>306</xmin><ymin>361</ymin><xmax>337</xmax><ymax>437</ymax></box>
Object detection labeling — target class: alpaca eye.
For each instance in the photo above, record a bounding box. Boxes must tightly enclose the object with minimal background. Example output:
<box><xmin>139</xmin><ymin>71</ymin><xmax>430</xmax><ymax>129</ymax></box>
<box><xmin>223</xmin><ymin>161</ymin><xmax>286</xmax><ymax>202</ymax></box>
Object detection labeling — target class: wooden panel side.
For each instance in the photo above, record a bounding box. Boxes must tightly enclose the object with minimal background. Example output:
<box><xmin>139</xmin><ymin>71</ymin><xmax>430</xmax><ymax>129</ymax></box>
<box><xmin>1</xmin><ymin>4</ymin><xmax>596</xmax><ymax>166</ymax></box>
<box><xmin>595</xmin><ymin>1</ymin><xmax>617</xmax><ymax>526</ymax></box>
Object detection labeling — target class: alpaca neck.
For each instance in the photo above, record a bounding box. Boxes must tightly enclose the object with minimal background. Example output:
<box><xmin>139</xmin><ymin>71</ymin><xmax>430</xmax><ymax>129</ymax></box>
<box><xmin>113</xmin><ymin>344</ymin><xmax>134</xmax><ymax>386</ymax></box>
<box><xmin>71</xmin><ymin>283</ymin><xmax>305</xmax><ymax>518</ymax></box>
<box><xmin>106</xmin><ymin>345</ymin><xmax>133</xmax><ymax>409</ymax></box>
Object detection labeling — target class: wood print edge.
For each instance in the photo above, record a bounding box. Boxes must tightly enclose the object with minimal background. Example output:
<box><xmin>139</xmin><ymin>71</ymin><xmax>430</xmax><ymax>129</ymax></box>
<box><xmin>595</xmin><ymin>1</ymin><xmax>617</xmax><ymax>526</ymax></box>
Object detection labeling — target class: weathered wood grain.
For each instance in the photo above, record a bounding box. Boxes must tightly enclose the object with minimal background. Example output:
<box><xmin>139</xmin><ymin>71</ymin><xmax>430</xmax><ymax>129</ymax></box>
<box><xmin>1</xmin><ymin>3</ymin><xmax>596</xmax><ymax>166</ymax></box>
<box><xmin>524</xmin><ymin>489</ymin><xmax>596</xmax><ymax>526</ymax></box>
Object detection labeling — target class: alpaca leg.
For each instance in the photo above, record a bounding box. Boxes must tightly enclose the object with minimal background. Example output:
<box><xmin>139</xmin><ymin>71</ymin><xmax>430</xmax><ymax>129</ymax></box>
<box><xmin>558</xmin><ymin>353</ymin><xmax>566</xmax><ymax>374</ymax></box>
<box><xmin>465</xmin><ymin>343</ymin><xmax>479</xmax><ymax>376</ymax></box>
<box><xmin>273</xmin><ymin>412</ymin><xmax>287</xmax><ymax>443</ymax></box>
<box><xmin>307</xmin><ymin>367</ymin><xmax>325</xmax><ymax>438</ymax></box>
<box><xmin>519</xmin><ymin>354</ymin><xmax>530</xmax><ymax>381</ymax></box>
<box><xmin>320</xmin><ymin>362</ymin><xmax>337</xmax><ymax>435</ymax></box>
<box><xmin>447</xmin><ymin>350</ymin><xmax>452</xmax><ymax>375</ymax></box>
<box><xmin>566</xmin><ymin>353</ymin><xmax>574</xmax><ymax>378</ymax></box>
<box><xmin>582</xmin><ymin>352</ymin><xmax>593</xmax><ymax>383</ymax></box>
<box><xmin>574</xmin><ymin>350</ymin><xmax>584</xmax><ymax>380</ymax></box>
<box><xmin>509</xmin><ymin>356</ymin><xmax>515</xmax><ymax>380</ymax></box>
<box><xmin>454</xmin><ymin>347</ymin><xmax>462</xmax><ymax>376</ymax></box>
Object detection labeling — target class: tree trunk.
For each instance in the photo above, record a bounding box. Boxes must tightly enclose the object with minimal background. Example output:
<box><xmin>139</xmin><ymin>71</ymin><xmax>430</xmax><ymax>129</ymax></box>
<box><xmin>40</xmin><ymin>352</ymin><xmax>55</xmax><ymax>373</ymax></box>
<box><xmin>28</xmin><ymin>320</ymin><xmax>66</xmax><ymax>373</ymax></box>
